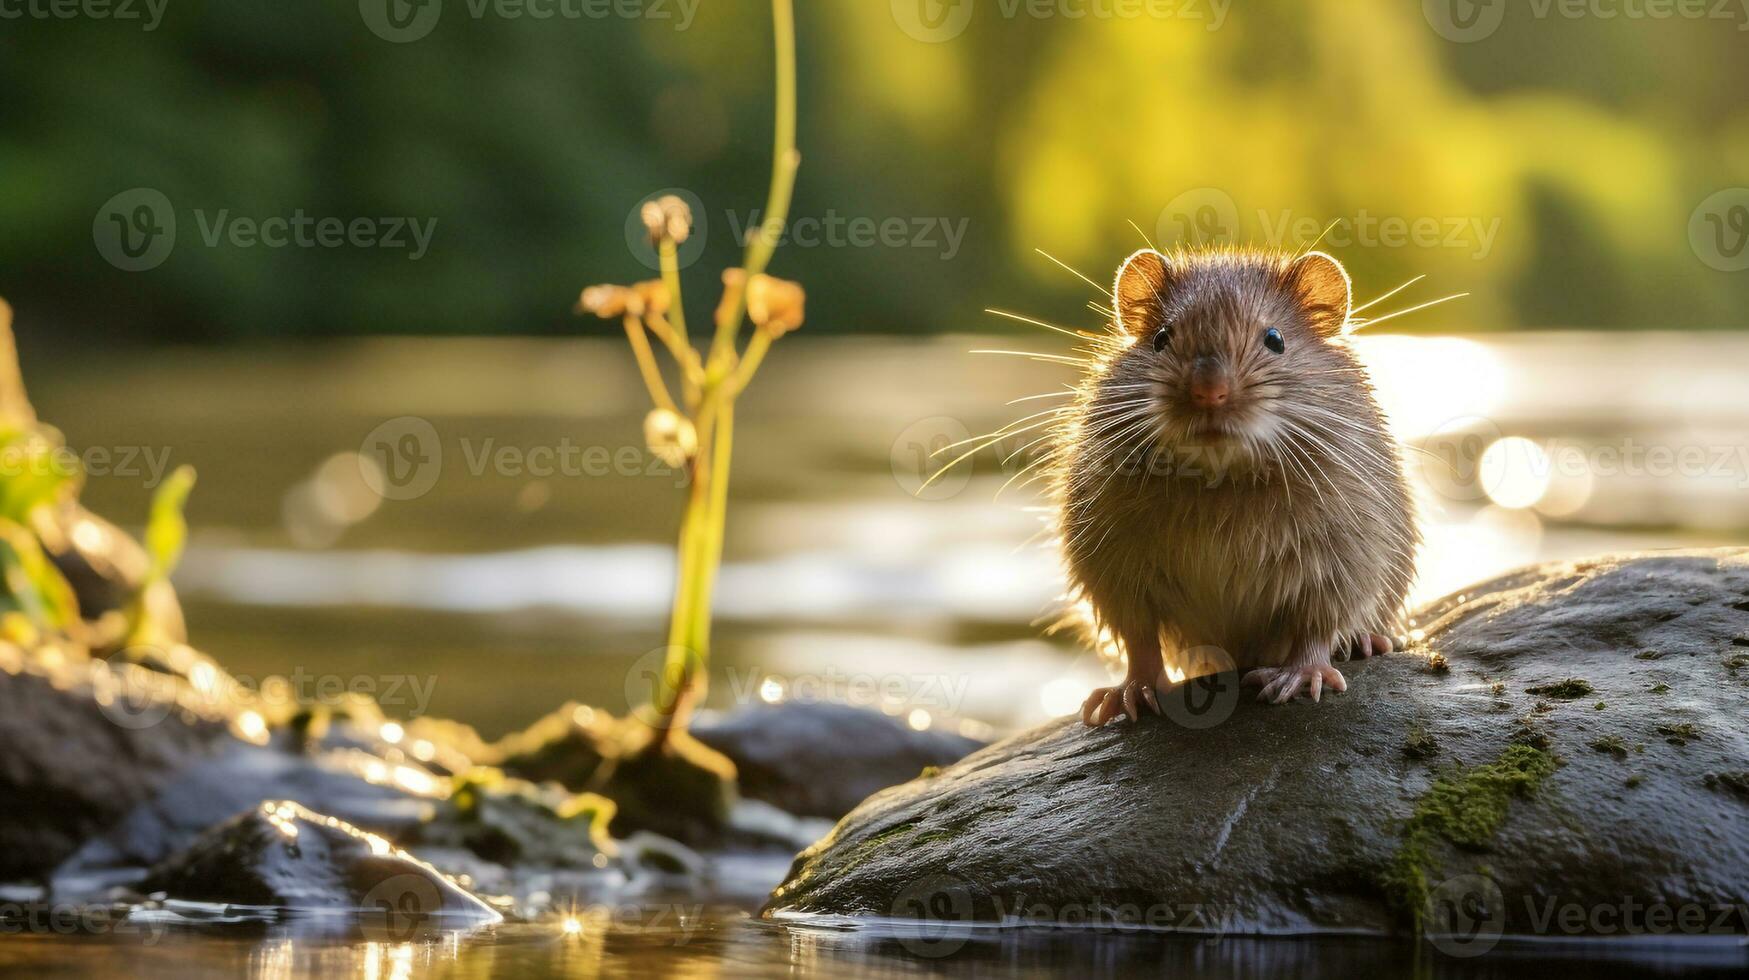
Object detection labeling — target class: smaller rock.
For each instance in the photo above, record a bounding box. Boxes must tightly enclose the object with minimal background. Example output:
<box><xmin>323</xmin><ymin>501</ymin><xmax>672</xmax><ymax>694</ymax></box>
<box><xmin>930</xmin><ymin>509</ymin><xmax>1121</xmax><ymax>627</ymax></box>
<box><xmin>141</xmin><ymin>801</ymin><xmax>499</xmax><ymax>925</ymax></box>
<box><xmin>693</xmin><ymin>701</ymin><xmax>985</xmax><ymax>820</ymax></box>
<box><xmin>413</xmin><ymin>770</ymin><xmax>618</xmax><ymax>870</ymax></box>
<box><xmin>494</xmin><ymin>703</ymin><xmax>747</xmax><ymax>846</ymax></box>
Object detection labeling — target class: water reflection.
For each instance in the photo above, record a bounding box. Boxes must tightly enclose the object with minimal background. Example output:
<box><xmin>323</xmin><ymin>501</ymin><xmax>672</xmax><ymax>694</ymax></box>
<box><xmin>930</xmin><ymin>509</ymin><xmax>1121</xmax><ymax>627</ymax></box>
<box><xmin>10</xmin><ymin>913</ymin><xmax>1741</xmax><ymax>979</ymax></box>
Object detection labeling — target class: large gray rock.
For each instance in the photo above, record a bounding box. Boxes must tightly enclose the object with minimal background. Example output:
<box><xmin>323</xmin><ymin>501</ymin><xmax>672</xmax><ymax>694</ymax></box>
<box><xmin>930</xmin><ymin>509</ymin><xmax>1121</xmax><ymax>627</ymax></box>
<box><xmin>764</xmin><ymin>550</ymin><xmax>1749</xmax><ymax>945</ymax></box>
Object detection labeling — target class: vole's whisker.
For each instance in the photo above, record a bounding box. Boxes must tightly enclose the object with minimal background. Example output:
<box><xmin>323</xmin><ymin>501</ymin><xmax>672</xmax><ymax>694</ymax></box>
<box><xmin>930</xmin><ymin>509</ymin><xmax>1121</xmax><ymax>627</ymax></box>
<box><xmin>1006</xmin><ymin>385</ymin><xmax>1080</xmax><ymax>406</ymax></box>
<box><xmin>1293</xmin><ymin>219</ymin><xmax>1343</xmax><ymax>260</ymax></box>
<box><xmin>1349</xmin><ymin>291</ymin><xmax>1469</xmax><ymax>330</ymax></box>
<box><xmin>1035</xmin><ymin>248</ymin><xmax>1113</xmax><ymax>299</ymax></box>
<box><xmin>1126</xmin><ymin>219</ymin><xmax>1158</xmax><ymax>251</ymax></box>
<box><xmin>984</xmin><ymin>309</ymin><xmax>1095</xmax><ymax>340</ymax></box>
<box><xmin>996</xmin><ymin>450</ymin><xmax>1057</xmax><ymax>500</ymax></box>
<box><xmin>970</xmin><ymin>348</ymin><xmax>1092</xmax><ymax>367</ymax></box>
<box><xmin>1002</xmin><ymin>432</ymin><xmax>1054</xmax><ymax>465</ymax></box>
<box><xmin>931</xmin><ymin>406</ymin><xmax>1072</xmax><ymax>456</ymax></box>
<box><xmin>1351</xmin><ymin>275</ymin><xmax>1426</xmax><ymax>315</ymax></box>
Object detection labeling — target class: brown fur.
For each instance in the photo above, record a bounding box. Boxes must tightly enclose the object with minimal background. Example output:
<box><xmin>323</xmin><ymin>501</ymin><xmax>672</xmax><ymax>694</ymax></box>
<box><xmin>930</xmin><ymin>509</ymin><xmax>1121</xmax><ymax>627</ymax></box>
<box><xmin>1051</xmin><ymin>247</ymin><xmax>1418</xmax><ymax>681</ymax></box>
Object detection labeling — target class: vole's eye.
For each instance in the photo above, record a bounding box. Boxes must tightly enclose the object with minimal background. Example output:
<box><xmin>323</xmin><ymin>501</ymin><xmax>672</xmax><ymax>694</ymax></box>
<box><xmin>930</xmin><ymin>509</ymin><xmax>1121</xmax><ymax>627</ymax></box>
<box><xmin>1263</xmin><ymin>327</ymin><xmax>1285</xmax><ymax>354</ymax></box>
<box><xmin>1151</xmin><ymin>326</ymin><xmax>1171</xmax><ymax>353</ymax></box>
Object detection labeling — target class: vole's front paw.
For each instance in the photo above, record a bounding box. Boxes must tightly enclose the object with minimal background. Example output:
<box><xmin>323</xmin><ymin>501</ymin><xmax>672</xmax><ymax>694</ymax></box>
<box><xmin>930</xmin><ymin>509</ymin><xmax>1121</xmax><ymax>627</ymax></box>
<box><xmin>1080</xmin><ymin>678</ymin><xmax>1161</xmax><ymax>727</ymax></box>
<box><xmin>1242</xmin><ymin>663</ymin><xmax>1347</xmax><ymax>704</ymax></box>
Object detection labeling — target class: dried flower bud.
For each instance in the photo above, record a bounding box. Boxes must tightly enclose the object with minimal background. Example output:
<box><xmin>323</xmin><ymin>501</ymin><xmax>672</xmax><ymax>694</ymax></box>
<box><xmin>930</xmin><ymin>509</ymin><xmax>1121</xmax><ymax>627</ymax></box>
<box><xmin>644</xmin><ymin>408</ymin><xmax>698</xmax><ymax>469</ymax></box>
<box><xmin>578</xmin><ymin>284</ymin><xmax>633</xmax><ymax>319</ymax></box>
<box><xmin>657</xmin><ymin>195</ymin><xmax>693</xmax><ymax>244</ymax></box>
<box><xmin>640</xmin><ymin>200</ymin><xmax>667</xmax><ymax>245</ymax></box>
<box><xmin>631</xmin><ymin>280</ymin><xmax>670</xmax><ymax>318</ymax></box>
<box><xmin>746</xmin><ymin>274</ymin><xmax>806</xmax><ymax>337</ymax></box>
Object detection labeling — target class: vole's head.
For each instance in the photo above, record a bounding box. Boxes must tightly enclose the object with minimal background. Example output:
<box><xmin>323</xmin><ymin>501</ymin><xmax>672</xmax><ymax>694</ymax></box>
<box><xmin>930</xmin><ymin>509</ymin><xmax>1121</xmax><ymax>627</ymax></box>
<box><xmin>1098</xmin><ymin>247</ymin><xmax>1360</xmax><ymax>461</ymax></box>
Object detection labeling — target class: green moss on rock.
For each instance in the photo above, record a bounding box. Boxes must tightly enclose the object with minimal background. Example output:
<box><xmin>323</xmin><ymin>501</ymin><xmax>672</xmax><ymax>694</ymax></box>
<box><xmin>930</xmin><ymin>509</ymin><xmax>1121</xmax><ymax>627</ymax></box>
<box><xmin>1381</xmin><ymin>744</ymin><xmax>1558</xmax><ymax>930</ymax></box>
<box><xmin>1657</xmin><ymin>723</ymin><xmax>1700</xmax><ymax>746</ymax></box>
<box><xmin>1702</xmin><ymin>772</ymin><xmax>1749</xmax><ymax>800</ymax></box>
<box><xmin>1403</xmin><ymin>728</ymin><xmax>1440</xmax><ymax>761</ymax></box>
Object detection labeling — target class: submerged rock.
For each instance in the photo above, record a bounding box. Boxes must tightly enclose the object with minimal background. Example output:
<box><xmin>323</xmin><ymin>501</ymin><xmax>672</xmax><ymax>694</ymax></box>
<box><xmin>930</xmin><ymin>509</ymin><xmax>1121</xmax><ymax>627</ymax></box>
<box><xmin>693</xmin><ymin>701</ymin><xmax>985</xmax><ymax>819</ymax></box>
<box><xmin>765</xmin><ymin>550</ymin><xmax>1749</xmax><ymax>943</ymax></box>
<box><xmin>140</xmin><ymin>801</ymin><xmax>499</xmax><ymax>924</ymax></box>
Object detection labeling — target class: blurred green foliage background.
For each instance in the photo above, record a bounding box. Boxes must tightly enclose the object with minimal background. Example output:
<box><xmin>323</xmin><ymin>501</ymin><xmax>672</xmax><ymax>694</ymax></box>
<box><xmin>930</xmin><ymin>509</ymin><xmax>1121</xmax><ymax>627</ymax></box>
<box><xmin>2</xmin><ymin>0</ymin><xmax>1746</xmax><ymax>345</ymax></box>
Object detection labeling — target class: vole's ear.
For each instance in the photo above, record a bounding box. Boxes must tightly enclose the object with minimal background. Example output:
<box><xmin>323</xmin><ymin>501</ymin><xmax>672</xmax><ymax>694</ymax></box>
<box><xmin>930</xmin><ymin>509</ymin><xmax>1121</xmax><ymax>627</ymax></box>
<box><xmin>1286</xmin><ymin>251</ymin><xmax>1351</xmax><ymax>335</ymax></box>
<box><xmin>1114</xmin><ymin>248</ymin><xmax>1173</xmax><ymax>337</ymax></box>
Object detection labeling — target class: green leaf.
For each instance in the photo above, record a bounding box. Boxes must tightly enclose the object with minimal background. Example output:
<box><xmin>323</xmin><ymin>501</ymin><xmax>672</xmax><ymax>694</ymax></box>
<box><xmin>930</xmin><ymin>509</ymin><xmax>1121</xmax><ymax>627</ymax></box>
<box><xmin>0</xmin><ymin>517</ymin><xmax>78</xmax><ymax>631</ymax></box>
<box><xmin>144</xmin><ymin>465</ymin><xmax>197</xmax><ymax>584</ymax></box>
<box><xmin>0</xmin><ymin>426</ymin><xmax>78</xmax><ymax>526</ymax></box>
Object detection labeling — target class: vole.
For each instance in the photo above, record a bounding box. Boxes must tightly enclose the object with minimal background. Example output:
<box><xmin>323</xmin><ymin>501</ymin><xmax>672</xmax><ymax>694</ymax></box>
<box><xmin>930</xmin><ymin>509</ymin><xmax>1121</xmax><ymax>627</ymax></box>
<box><xmin>1054</xmin><ymin>247</ymin><xmax>1419</xmax><ymax>725</ymax></box>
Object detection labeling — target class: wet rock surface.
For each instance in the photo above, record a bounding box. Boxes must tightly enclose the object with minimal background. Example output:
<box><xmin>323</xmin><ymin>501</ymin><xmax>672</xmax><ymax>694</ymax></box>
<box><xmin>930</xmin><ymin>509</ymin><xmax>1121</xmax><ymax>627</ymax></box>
<box><xmin>54</xmin><ymin>742</ymin><xmax>433</xmax><ymax>885</ymax></box>
<box><xmin>0</xmin><ymin>642</ymin><xmax>820</xmax><ymax>911</ymax></box>
<box><xmin>139</xmin><ymin>801</ymin><xmax>499</xmax><ymax>923</ymax></box>
<box><xmin>694</xmin><ymin>701</ymin><xmax>985</xmax><ymax>819</ymax></box>
<box><xmin>764</xmin><ymin>550</ymin><xmax>1749</xmax><ymax>940</ymax></box>
<box><xmin>0</xmin><ymin>644</ymin><xmax>231</xmax><ymax>881</ymax></box>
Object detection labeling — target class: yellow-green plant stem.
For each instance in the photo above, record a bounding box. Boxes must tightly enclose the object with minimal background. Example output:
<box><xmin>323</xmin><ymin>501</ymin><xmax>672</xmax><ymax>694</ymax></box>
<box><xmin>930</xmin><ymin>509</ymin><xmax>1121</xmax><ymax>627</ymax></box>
<box><xmin>658</xmin><ymin>240</ymin><xmax>689</xmax><ymax>344</ymax></box>
<box><xmin>645</xmin><ymin>314</ymin><xmax>703</xmax><ymax>389</ymax></box>
<box><xmin>726</xmin><ymin>330</ymin><xmax>774</xmax><ymax>396</ymax></box>
<box><xmin>655</xmin><ymin>423</ymin><xmax>713</xmax><ymax>736</ymax></box>
<box><xmin>688</xmin><ymin>404</ymin><xmax>734</xmax><ymax>661</ymax></box>
<box><xmin>645</xmin><ymin>0</ymin><xmax>796</xmax><ymax>744</ymax></box>
<box><xmin>621</xmin><ymin>316</ymin><xmax>677</xmax><ymax>413</ymax></box>
<box><xmin>708</xmin><ymin>0</ymin><xmax>798</xmax><ymax>367</ymax></box>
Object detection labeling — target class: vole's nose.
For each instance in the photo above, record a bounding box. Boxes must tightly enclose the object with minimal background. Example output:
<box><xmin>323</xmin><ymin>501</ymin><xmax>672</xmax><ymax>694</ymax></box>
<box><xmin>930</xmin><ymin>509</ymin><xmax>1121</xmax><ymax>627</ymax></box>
<box><xmin>1188</xmin><ymin>356</ymin><xmax>1230</xmax><ymax>409</ymax></box>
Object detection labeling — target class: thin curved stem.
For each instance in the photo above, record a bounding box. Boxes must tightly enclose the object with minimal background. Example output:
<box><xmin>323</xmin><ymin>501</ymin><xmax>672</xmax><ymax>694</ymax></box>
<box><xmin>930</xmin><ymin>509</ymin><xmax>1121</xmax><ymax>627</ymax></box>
<box><xmin>621</xmin><ymin>316</ymin><xmax>677</xmax><ymax>413</ymax></box>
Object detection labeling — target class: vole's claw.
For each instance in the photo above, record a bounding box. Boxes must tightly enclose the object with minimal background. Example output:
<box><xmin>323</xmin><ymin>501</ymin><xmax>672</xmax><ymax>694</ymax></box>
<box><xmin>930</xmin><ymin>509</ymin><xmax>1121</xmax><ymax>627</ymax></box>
<box><xmin>1340</xmin><ymin>632</ymin><xmax>1394</xmax><ymax>660</ymax></box>
<box><xmin>1079</xmin><ymin>678</ymin><xmax>1161</xmax><ymax>727</ymax></box>
<box><xmin>1243</xmin><ymin>663</ymin><xmax>1347</xmax><ymax>704</ymax></box>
